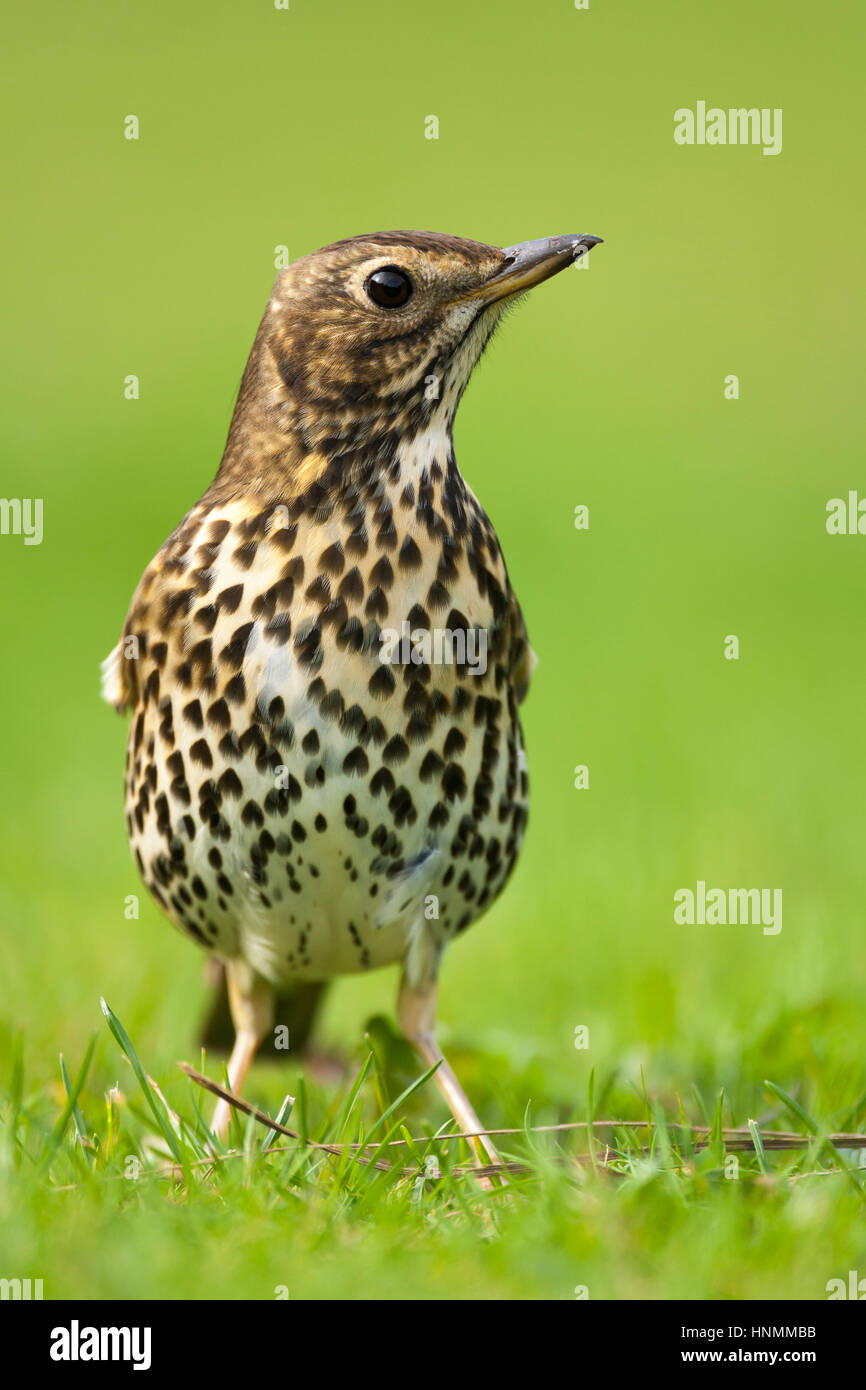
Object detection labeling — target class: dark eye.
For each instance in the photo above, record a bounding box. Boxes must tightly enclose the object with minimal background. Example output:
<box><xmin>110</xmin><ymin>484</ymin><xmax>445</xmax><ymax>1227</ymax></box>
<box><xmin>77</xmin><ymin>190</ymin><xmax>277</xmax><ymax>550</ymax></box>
<box><xmin>366</xmin><ymin>266</ymin><xmax>413</xmax><ymax>308</ymax></box>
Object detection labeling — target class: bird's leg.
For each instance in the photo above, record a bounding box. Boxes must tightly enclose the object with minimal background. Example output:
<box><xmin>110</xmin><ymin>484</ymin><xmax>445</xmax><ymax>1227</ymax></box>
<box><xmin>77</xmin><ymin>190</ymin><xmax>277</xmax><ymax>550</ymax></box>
<box><xmin>199</xmin><ymin>962</ymin><xmax>328</xmax><ymax>1062</ymax></box>
<box><xmin>210</xmin><ymin>961</ymin><xmax>274</xmax><ymax>1141</ymax></box>
<box><xmin>397</xmin><ymin>974</ymin><xmax>504</xmax><ymax>1183</ymax></box>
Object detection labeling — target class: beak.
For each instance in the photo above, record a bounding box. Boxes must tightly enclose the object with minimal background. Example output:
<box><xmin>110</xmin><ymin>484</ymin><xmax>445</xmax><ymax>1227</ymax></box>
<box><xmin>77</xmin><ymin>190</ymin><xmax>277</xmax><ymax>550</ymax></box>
<box><xmin>469</xmin><ymin>234</ymin><xmax>603</xmax><ymax>305</ymax></box>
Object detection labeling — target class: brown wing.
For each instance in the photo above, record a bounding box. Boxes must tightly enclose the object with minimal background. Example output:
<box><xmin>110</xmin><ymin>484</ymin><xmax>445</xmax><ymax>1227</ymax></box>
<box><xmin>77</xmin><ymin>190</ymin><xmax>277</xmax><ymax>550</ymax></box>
<box><xmin>100</xmin><ymin>502</ymin><xmax>212</xmax><ymax>714</ymax></box>
<box><xmin>504</xmin><ymin>584</ymin><xmax>536</xmax><ymax>704</ymax></box>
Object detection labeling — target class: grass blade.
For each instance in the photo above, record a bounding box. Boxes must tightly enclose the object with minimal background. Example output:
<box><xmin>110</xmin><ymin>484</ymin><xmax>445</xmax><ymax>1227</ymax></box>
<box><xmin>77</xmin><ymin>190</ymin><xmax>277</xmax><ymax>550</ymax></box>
<box><xmin>100</xmin><ymin>998</ymin><xmax>183</xmax><ymax>1164</ymax></box>
<box><xmin>42</xmin><ymin>1034</ymin><xmax>96</xmax><ymax>1171</ymax></box>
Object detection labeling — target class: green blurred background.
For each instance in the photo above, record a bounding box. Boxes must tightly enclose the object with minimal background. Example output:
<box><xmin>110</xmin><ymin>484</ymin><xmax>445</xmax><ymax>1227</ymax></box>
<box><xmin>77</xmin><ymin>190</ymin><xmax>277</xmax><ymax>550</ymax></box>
<box><xmin>2</xmin><ymin>0</ymin><xmax>865</xmax><ymax>1298</ymax></box>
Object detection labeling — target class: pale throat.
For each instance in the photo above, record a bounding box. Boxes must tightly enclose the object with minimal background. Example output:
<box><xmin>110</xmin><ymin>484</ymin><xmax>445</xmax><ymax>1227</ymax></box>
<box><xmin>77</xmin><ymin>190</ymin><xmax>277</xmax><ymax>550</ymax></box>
<box><xmin>394</xmin><ymin>419</ymin><xmax>454</xmax><ymax>481</ymax></box>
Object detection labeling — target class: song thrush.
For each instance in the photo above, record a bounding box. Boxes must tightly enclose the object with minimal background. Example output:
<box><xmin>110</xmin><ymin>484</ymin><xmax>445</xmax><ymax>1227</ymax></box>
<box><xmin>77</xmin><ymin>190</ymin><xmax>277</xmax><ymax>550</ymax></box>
<box><xmin>102</xmin><ymin>229</ymin><xmax>602</xmax><ymax>1163</ymax></box>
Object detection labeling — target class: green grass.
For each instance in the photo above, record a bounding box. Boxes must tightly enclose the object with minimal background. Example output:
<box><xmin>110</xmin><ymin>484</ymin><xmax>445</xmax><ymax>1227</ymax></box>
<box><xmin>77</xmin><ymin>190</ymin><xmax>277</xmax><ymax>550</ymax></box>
<box><xmin>2</xmin><ymin>995</ymin><xmax>865</xmax><ymax>1301</ymax></box>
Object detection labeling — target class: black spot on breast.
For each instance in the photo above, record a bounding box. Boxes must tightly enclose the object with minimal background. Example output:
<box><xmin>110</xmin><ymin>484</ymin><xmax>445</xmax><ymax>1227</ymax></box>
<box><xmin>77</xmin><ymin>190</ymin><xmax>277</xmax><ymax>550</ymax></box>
<box><xmin>343</xmin><ymin>746</ymin><xmax>369</xmax><ymax>777</ymax></box>
<box><xmin>368</xmin><ymin>665</ymin><xmax>395</xmax><ymax>700</ymax></box>
<box><xmin>217</xmin><ymin>768</ymin><xmax>243</xmax><ymax>799</ymax></box>
<box><xmin>160</xmin><ymin>589</ymin><xmax>195</xmax><ymax>629</ymax></box>
<box><xmin>319</xmin><ymin>541</ymin><xmax>345</xmax><ymax>575</ymax></box>
<box><xmin>369</xmin><ymin>555</ymin><xmax>393</xmax><ymax>589</ymax></box>
<box><xmin>271</xmin><ymin>576</ymin><xmax>295</xmax><ymax>606</ymax></box>
<box><xmin>271</xmin><ymin>523</ymin><xmax>298</xmax><ymax>553</ymax></box>
<box><xmin>444</xmin><ymin>727</ymin><xmax>466</xmax><ymax>758</ymax></box>
<box><xmin>320</xmin><ymin>597</ymin><xmax>348</xmax><ymax>629</ymax></box>
<box><xmin>265</xmin><ymin>612</ymin><xmax>293</xmax><ymax>645</ymax></box>
<box><xmin>224</xmin><ymin>672</ymin><xmax>246</xmax><ymax>705</ymax></box>
<box><xmin>218</xmin><ymin>730</ymin><xmax>242</xmax><ymax>761</ymax></box>
<box><xmin>370</xmin><ymin>767</ymin><xmax>396</xmax><ymax>797</ymax></box>
<box><xmin>376</xmin><ymin>518</ymin><xmax>397</xmax><ymax>549</ymax></box>
<box><xmin>365</xmin><ymin>588</ymin><xmax>389</xmax><ymax>620</ymax></box>
<box><xmin>294</xmin><ymin>622</ymin><xmax>323</xmax><ymax>670</ymax></box>
<box><xmin>340</xmin><ymin>704</ymin><xmax>367</xmax><ymax>738</ymax></box>
<box><xmin>232</xmin><ymin>541</ymin><xmax>258</xmax><ymax>571</ymax></box>
<box><xmin>383</xmin><ymin>735</ymin><xmax>409</xmax><ymax>765</ymax></box>
<box><xmin>419</xmin><ymin>750</ymin><xmax>444</xmax><ymax>781</ymax></box>
<box><xmin>427</xmin><ymin>581</ymin><xmax>450</xmax><ymax>612</ymax></box>
<box><xmin>398</xmin><ymin>535</ymin><xmax>422</xmax><ymax>571</ymax></box>
<box><xmin>336</xmin><ymin>616</ymin><xmax>364</xmax><ymax>652</ymax></box>
<box><xmin>442</xmin><ymin>763</ymin><xmax>467</xmax><ymax>800</ymax></box>
<box><xmin>305</xmin><ymin>574</ymin><xmax>331</xmax><ymax>604</ymax></box>
<box><xmin>221</xmin><ymin>622</ymin><xmax>254</xmax><ymax>669</ymax></box>
<box><xmin>217</xmin><ymin>584</ymin><xmax>244</xmax><ymax>613</ymax></box>
<box><xmin>206</xmin><ymin>698</ymin><xmax>230</xmax><ymax>730</ymax></box>
<box><xmin>407</xmin><ymin>603</ymin><xmax>430</xmax><ymax>631</ymax></box>
<box><xmin>252</xmin><ymin>587</ymin><xmax>277</xmax><ymax>621</ymax></box>
<box><xmin>195</xmin><ymin>605</ymin><xmax>218</xmax><ymax>633</ymax></box>
<box><xmin>406</xmin><ymin>710</ymin><xmax>432</xmax><ymax>743</ymax></box>
<box><xmin>339</xmin><ymin>567</ymin><xmax>364</xmax><ymax>603</ymax></box>
<box><xmin>345</xmin><ymin>525</ymin><xmax>368</xmax><ymax>557</ymax></box>
<box><xmin>189</xmin><ymin>739</ymin><xmax>213</xmax><ymax>768</ymax></box>
<box><xmin>319</xmin><ymin>688</ymin><xmax>344</xmax><ymax>722</ymax></box>
<box><xmin>388</xmin><ymin>785</ymin><xmax>416</xmax><ymax>826</ymax></box>
<box><xmin>281</xmin><ymin>556</ymin><xmax>305</xmax><ymax>585</ymax></box>
<box><xmin>240</xmin><ymin>726</ymin><xmax>266</xmax><ymax>759</ymax></box>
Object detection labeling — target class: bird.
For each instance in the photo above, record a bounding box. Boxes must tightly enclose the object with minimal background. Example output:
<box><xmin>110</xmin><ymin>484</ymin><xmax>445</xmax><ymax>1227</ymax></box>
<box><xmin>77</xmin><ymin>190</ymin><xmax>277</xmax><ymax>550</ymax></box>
<box><xmin>102</xmin><ymin>228</ymin><xmax>602</xmax><ymax>1169</ymax></box>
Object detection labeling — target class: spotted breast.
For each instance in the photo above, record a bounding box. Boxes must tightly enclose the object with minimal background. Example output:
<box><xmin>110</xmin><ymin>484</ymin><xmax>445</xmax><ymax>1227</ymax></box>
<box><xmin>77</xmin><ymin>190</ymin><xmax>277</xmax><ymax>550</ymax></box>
<box><xmin>104</xmin><ymin>439</ymin><xmax>530</xmax><ymax>992</ymax></box>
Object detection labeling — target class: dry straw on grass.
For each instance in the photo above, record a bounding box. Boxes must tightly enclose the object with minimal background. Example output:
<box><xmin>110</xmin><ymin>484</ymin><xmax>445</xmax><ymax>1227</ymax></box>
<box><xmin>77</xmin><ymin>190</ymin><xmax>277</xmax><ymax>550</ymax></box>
<box><xmin>179</xmin><ymin>1062</ymin><xmax>866</xmax><ymax>1181</ymax></box>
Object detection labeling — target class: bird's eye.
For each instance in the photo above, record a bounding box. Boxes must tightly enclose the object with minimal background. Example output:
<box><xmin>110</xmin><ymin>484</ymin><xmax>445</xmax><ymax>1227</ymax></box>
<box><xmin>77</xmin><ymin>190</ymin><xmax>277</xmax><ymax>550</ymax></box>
<box><xmin>366</xmin><ymin>266</ymin><xmax>413</xmax><ymax>309</ymax></box>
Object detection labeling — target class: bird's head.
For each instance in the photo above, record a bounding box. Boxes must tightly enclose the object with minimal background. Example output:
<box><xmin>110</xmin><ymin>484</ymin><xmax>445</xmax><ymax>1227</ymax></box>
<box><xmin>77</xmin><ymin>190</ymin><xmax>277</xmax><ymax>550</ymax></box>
<box><xmin>221</xmin><ymin>229</ymin><xmax>601</xmax><ymax>489</ymax></box>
